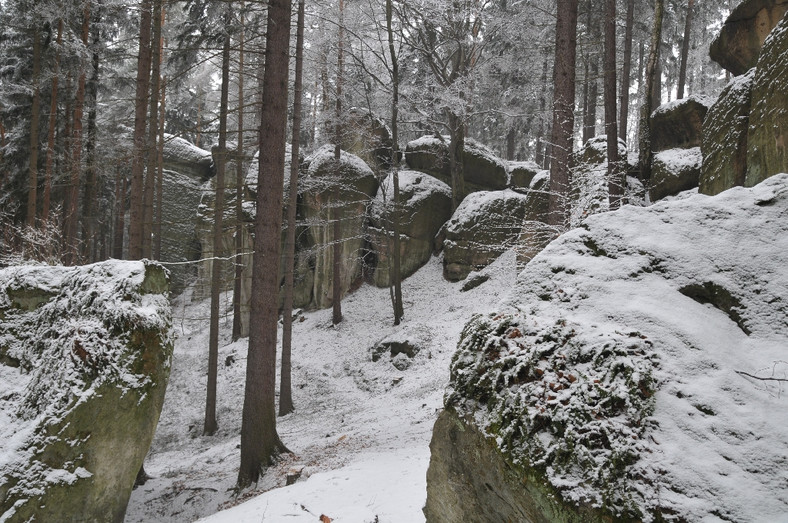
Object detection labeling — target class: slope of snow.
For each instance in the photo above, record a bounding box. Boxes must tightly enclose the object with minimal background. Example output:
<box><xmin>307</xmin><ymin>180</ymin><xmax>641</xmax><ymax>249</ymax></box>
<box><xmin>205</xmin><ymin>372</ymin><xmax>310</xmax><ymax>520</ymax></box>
<box><xmin>125</xmin><ymin>251</ymin><xmax>518</xmax><ymax>522</ymax></box>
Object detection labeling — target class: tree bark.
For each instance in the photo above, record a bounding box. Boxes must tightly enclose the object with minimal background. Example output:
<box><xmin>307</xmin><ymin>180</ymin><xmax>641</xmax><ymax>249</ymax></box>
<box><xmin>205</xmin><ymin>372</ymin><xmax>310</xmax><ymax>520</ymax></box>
<box><xmin>142</xmin><ymin>0</ymin><xmax>163</xmax><ymax>259</ymax></box>
<box><xmin>547</xmin><ymin>0</ymin><xmax>579</xmax><ymax>228</ymax></box>
<box><xmin>604</xmin><ymin>0</ymin><xmax>622</xmax><ymax>209</ymax></box>
<box><xmin>280</xmin><ymin>0</ymin><xmax>305</xmax><ymax>416</ymax></box>
<box><xmin>153</xmin><ymin>7</ymin><xmax>166</xmax><ymax>261</ymax></box>
<box><xmin>43</xmin><ymin>19</ymin><xmax>63</xmax><ymax>226</ymax></box>
<box><xmin>619</xmin><ymin>0</ymin><xmax>634</xmax><ymax>142</ymax></box>
<box><xmin>82</xmin><ymin>5</ymin><xmax>101</xmax><ymax>262</ymax></box>
<box><xmin>205</xmin><ymin>15</ymin><xmax>231</xmax><ymax>438</ymax></box>
<box><xmin>332</xmin><ymin>0</ymin><xmax>345</xmax><ymax>326</ymax></box>
<box><xmin>26</xmin><ymin>27</ymin><xmax>42</xmax><ymax>229</ymax></box>
<box><xmin>232</xmin><ymin>5</ymin><xmax>246</xmax><ymax>342</ymax></box>
<box><xmin>237</xmin><ymin>0</ymin><xmax>292</xmax><ymax>488</ymax></box>
<box><xmin>387</xmin><ymin>0</ymin><xmax>404</xmax><ymax>325</ymax></box>
<box><xmin>113</xmin><ymin>170</ymin><xmax>126</xmax><ymax>259</ymax></box>
<box><xmin>129</xmin><ymin>0</ymin><xmax>153</xmax><ymax>260</ymax></box>
<box><xmin>535</xmin><ymin>56</ymin><xmax>549</xmax><ymax>169</ymax></box>
<box><xmin>638</xmin><ymin>0</ymin><xmax>665</xmax><ymax>183</ymax></box>
<box><xmin>677</xmin><ymin>0</ymin><xmax>694</xmax><ymax>99</ymax></box>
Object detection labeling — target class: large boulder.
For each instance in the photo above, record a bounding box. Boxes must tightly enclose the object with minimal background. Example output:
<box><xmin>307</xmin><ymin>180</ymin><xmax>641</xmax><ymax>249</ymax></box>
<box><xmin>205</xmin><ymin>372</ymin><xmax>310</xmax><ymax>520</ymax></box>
<box><xmin>368</xmin><ymin>170</ymin><xmax>452</xmax><ymax>287</ymax></box>
<box><xmin>649</xmin><ymin>95</ymin><xmax>713</xmax><ymax>152</ymax></box>
<box><xmin>426</xmin><ymin>174</ymin><xmax>788</xmax><ymax>521</ymax></box>
<box><xmin>439</xmin><ymin>190</ymin><xmax>530</xmax><ymax>281</ymax></box>
<box><xmin>746</xmin><ymin>12</ymin><xmax>788</xmax><ymax>187</ymax></box>
<box><xmin>340</xmin><ymin>109</ymin><xmax>395</xmax><ymax>174</ymax></box>
<box><xmin>710</xmin><ymin>0</ymin><xmax>788</xmax><ymax>76</ymax></box>
<box><xmin>700</xmin><ymin>69</ymin><xmax>755</xmax><ymax>195</ymax></box>
<box><xmin>508</xmin><ymin>161</ymin><xmax>542</xmax><ymax>192</ymax></box>
<box><xmin>404</xmin><ymin>135</ymin><xmax>508</xmax><ymax>195</ymax></box>
<box><xmin>0</xmin><ymin>261</ymin><xmax>173</xmax><ymax>523</ymax></box>
<box><xmin>300</xmin><ymin>145</ymin><xmax>378</xmax><ymax>309</ymax></box>
<box><xmin>650</xmin><ymin>147</ymin><xmax>702</xmax><ymax>201</ymax></box>
<box><xmin>162</xmin><ymin>133</ymin><xmax>212</xmax><ymax>181</ymax></box>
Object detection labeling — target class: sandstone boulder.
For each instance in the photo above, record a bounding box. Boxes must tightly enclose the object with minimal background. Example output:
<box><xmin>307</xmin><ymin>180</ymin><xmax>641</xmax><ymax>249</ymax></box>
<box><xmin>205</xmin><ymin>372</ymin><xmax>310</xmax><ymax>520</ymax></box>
<box><xmin>340</xmin><ymin>109</ymin><xmax>395</xmax><ymax>174</ymax></box>
<box><xmin>300</xmin><ymin>145</ymin><xmax>378</xmax><ymax>309</ymax></box>
<box><xmin>162</xmin><ymin>133</ymin><xmax>212</xmax><ymax>181</ymax></box>
<box><xmin>0</xmin><ymin>261</ymin><xmax>173</xmax><ymax>523</ymax></box>
<box><xmin>368</xmin><ymin>170</ymin><xmax>452</xmax><ymax>287</ymax></box>
<box><xmin>710</xmin><ymin>0</ymin><xmax>788</xmax><ymax>76</ymax></box>
<box><xmin>650</xmin><ymin>147</ymin><xmax>702</xmax><ymax>201</ymax></box>
<box><xmin>746</xmin><ymin>12</ymin><xmax>788</xmax><ymax>187</ymax></box>
<box><xmin>404</xmin><ymin>135</ymin><xmax>508</xmax><ymax>195</ymax></box>
<box><xmin>700</xmin><ymin>69</ymin><xmax>754</xmax><ymax>195</ymax></box>
<box><xmin>508</xmin><ymin>160</ymin><xmax>542</xmax><ymax>192</ymax></box>
<box><xmin>439</xmin><ymin>190</ymin><xmax>530</xmax><ymax>281</ymax></box>
<box><xmin>650</xmin><ymin>95</ymin><xmax>713</xmax><ymax>152</ymax></box>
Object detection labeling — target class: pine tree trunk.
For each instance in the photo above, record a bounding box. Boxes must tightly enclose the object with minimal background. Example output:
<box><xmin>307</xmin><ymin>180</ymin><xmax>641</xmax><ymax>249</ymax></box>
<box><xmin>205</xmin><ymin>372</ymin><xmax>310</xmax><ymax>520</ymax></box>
<box><xmin>113</xmin><ymin>170</ymin><xmax>126</xmax><ymax>259</ymax></box>
<box><xmin>638</xmin><ymin>0</ymin><xmax>665</xmax><ymax>183</ymax></box>
<box><xmin>677</xmin><ymin>0</ymin><xmax>694</xmax><ymax>99</ymax></box>
<box><xmin>280</xmin><ymin>0</ymin><xmax>305</xmax><ymax>416</ymax></box>
<box><xmin>604</xmin><ymin>0</ymin><xmax>622</xmax><ymax>209</ymax></box>
<box><xmin>548</xmin><ymin>0</ymin><xmax>579</xmax><ymax>228</ymax></box>
<box><xmin>43</xmin><ymin>19</ymin><xmax>63</xmax><ymax>226</ymax></box>
<box><xmin>619</xmin><ymin>0</ymin><xmax>634</xmax><ymax>142</ymax></box>
<box><xmin>237</xmin><ymin>0</ymin><xmax>292</xmax><ymax>488</ymax></box>
<box><xmin>82</xmin><ymin>5</ymin><xmax>101</xmax><ymax>262</ymax></box>
<box><xmin>232</xmin><ymin>5</ymin><xmax>246</xmax><ymax>342</ymax></box>
<box><xmin>205</xmin><ymin>15</ymin><xmax>231</xmax><ymax>438</ymax></box>
<box><xmin>387</xmin><ymin>0</ymin><xmax>404</xmax><ymax>325</ymax></box>
<box><xmin>332</xmin><ymin>0</ymin><xmax>345</xmax><ymax>326</ymax></box>
<box><xmin>26</xmin><ymin>27</ymin><xmax>42</xmax><ymax>229</ymax></box>
<box><xmin>64</xmin><ymin>5</ymin><xmax>91</xmax><ymax>265</ymax></box>
<box><xmin>153</xmin><ymin>8</ymin><xmax>166</xmax><ymax>261</ymax></box>
<box><xmin>129</xmin><ymin>0</ymin><xmax>153</xmax><ymax>260</ymax></box>
<box><xmin>535</xmin><ymin>57</ymin><xmax>549</xmax><ymax>169</ymax></box>
<box><xmin>142</xmin><ymin>0</ymin><xmax>163</xmax><ymax>259</ymax></box>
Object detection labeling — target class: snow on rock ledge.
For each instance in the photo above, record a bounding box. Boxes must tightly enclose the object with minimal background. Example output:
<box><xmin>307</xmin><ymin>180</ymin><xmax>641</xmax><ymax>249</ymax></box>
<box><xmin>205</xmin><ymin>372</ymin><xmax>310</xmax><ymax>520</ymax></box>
<box><xmin>0</xmin><ymin>260</ymin><xmax>174</xmax><ymax>523</ymax></box>
<box><xmin>426</xmin><ymin>174</ymin><xmax>788</xmax><ymax>521</ymax></box>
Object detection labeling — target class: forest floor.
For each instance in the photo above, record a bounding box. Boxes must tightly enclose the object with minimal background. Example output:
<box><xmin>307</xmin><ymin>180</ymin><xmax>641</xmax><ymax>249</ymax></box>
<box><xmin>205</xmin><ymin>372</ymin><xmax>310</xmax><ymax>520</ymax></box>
<box><xmin>125</xmin><ymin>251</ymin><xmax>518</xmax><ymax>522</ymax></box>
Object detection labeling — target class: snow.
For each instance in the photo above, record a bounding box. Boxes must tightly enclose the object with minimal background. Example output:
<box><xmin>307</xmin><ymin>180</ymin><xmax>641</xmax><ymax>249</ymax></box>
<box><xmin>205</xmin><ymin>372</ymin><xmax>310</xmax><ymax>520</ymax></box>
<box><xmin>370</xmin><ymin>170</ymin><xmax>450</xmax><ymax>220</ymax></box>
<box><xmin>444</xmin><ymin>189</ymin><xmax>529</xmax><ymax>231</ymax></box>
<box><xmin>125</xmin><ymin>250</ymin><xmax>519</xmax><ymax>522</ymax></box>
<box><xmin>651</xmin><ymin>93</ymin><xmax>715</xmax><ymax>117</ymax></box>
<box><xmin>654</xmin><ymin>146</ymin><xmax>702</xmax><ymax>174</ymax></box>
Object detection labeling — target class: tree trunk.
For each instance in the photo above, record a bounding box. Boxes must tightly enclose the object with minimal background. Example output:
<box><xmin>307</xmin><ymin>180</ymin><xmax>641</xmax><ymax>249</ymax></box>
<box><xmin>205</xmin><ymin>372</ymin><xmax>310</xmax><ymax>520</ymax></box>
<box><xmin>387</xmin><ymin>0</ymin><xmax>404</xmax><ymax>325</ymax></box>
<box><xmin>26</xmin><ymin>27</ymin><xmax>42</xmax><ymax>229</ymax></box>
<box><xmin>43</xmin><ymin>19</ymin><xmax>63</xmax><ymax>226</ymax></box>
<box><xmin>448</xmin><ymin>113</ymin><xmax>466</xmax><ymax>211</ymax></box>
<box><xmin>280</xmin><ymin>0</ymin><xmax>305</xmax><ymax>416</ymax></box>
<box><xmin>332</xmin><ymin>0</ymin><xmax>345</xmax><ymax>326</ymax></box>
<box><xmin>153</xmin><ymin>7</ymin><xmax>166</xmax><ymax>261</ymax></box>
<box><xmin>535</xmin><ymin>56</ymin><xmax>549</xmax><ymax>169</ymax></box>
<box><xmin>232</xmin><ymin>6</ymin><xmax>246</xmax><ymax>343</ymax></box>
<box><xmin>113</xmin><ymin>169</ymin><xmax>126</xmax><ymax>259</ymax></box>
<box><xmin>619</xmin><ymin>0</ymin><xmax>634</xmax><ymax>142</ymax></box>
<box><xmin>129</xmin><ymin>0</ymin><xmax>153</xmax><ymax>260</ymax></box>
<box><xmin>638</xmin><ymin>0</ymin><xmax>665</xmax><ymax>183</ymax></box>
<box><xmin>204</xmin><ymin>16</ymin><xmax>231</xmax><ymax>438</ymax></box>
<box><xmin>547</xmin><ymin>0</ymin><xmax>579</xmax><ymax>228</ymax></box>
<box><xmin>582</xmin><ymin>1</ymin><xmax>599</xmax><ymax>144</ymax></box>
<box><xmin>604</xmin><ymin>0</ymin><xmax>622</xmax><ymax>209</ymax></box>
<box><xmin>82</xmin><ymin>5</ymin><xmax>101</xmax><ymax>262</ymax></box>
<box><xmin>142</xmin><ymin>0</ymin><xmax>163</xmax><ymax>259</ymax></box>
<box><xmin>64</xmin><ymin>5</ymin><xmax>91</xmax><ymax>265</ymax></box>
<box><xmin>677</xmin><ymin>0</ymin><xmax>694</xmax><ymax>99</ymax></box>
<box><xmin>237</xmin><ymin>0</ymin><xmax>292</xmax><ymax>488</ymax></box>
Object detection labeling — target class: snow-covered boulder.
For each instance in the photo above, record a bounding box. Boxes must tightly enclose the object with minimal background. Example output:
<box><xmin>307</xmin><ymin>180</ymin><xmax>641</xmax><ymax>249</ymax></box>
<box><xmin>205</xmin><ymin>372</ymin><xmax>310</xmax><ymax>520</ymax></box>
<box><xmin>650</xmin><ymin>147</ymin><xmax>702</xmax><ymax>201</ymax></box>
<box><xmin>746</xmin><ymin>12</ymin><xmax>788</xmax><ymax>187</ymax></box>
<box><xmin>0</xmin><ymin>261</ymin><xmax>173</xmax><ymax>523</ymax></box>
<box><xmin>300</xmin><ymin>145</ymin><xmax>378</xmax><ymax>309</ymax></box>
<box><xmin>508</xmin><ymin>161</ymin><xmax>542</xmax><ymax>192</ymax></box>
<box><xmin>438</xmin><ymin>190</ymin><xmax>530</xmax><ymax>281</ymax></box>
<box><xmin>340</xmin><ymin>109</ymin><xmax>395</xmax><ymax>174</ymax></box>
<box><xmin>162</xmin><ymin>133</ymin><xmax>212</xmax><ymax>181</ymax></box>
<box><xmin>709</xmin><ymin>0</ymin><xmax>788</xmax><ymax>76</ymax></box>
<box><xmin>650</xmin><ymin>95</ymin><xmax>713</xmax><ymax>152</ymax></box>
<box><xmin>426</xmin><ymin>174</ymin><xmax>788</xmax><ymax>521</ymax></box>
<box><xmin>700</xmin><ymin>69</ymin><xmax>754</xmax><ymax>196</ymax></box>
<box><xmin>368</xmin><ymin>170</ymin><xmax>452</xmax><ymax>288</ymax></box>
<box><xmin>404</xmin><ymin>135</ymin><xmax>508</xmax><ymax>196</ymax></box>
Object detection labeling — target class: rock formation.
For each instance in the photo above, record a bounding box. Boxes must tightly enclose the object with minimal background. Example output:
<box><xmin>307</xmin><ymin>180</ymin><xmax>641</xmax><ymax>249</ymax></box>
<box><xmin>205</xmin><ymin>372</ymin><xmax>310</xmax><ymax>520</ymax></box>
<box><xmin>0</xmin><ymin>261</ymin><xmax>173</xmax><ymax>523</ymax></box>
<box><xmin>425</xmin><ymin>174</ymin><xmax>788</xmax><ymax>521</ymax></box>
<box><xmin>368</xmin><ymin>170</ymin><xmax>452</xmax><ymax>288</ymax></box>
<box><xmin>710</xmin><ymin>0</ymin><xmax>788</xmax><ymax>76</ymax></box>
<box><xmin>508</xmin><ymin>161</ymin><xmax>542</xmax><ymax>193</ymax></box>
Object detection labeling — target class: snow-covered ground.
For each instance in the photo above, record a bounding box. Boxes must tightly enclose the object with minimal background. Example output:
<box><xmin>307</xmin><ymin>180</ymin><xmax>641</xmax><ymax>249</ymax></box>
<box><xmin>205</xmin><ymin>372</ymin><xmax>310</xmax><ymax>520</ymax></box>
<box><xmin>125</xmin><ymin>252</ymin><xmax>519</xmax><ymax>522</ymax></box>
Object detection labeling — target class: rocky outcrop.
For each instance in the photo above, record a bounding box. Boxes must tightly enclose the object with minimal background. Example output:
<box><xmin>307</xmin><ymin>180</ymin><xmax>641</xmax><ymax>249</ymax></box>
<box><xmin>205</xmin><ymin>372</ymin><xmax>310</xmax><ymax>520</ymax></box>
<box><xmin>746</xmin><ymin>12</ymin><xmax>788</xmax><ymax>187</ymax></box>
<box><xmin>650</xmin><ymin>95</ymin><xmax>713</xmax><ymax>152</ymax></box>
<box><xmin>426</xmin><ymin>174</ymin><xmax>788</xmax><ymax>521</ymax></box>
<box><xmin>700</xmin><ymin>69</ymin><xmax>754</xmax><ymax>195</ymax></box>
<box><xmin>162</xmin><ymin>133</ymin><xmax>212</xmax><ymax>181</ymax></box>
<box><xmin>439</xmin><ymin>190</ymin><xmax>530</xmax><ymax>281</ymax></box>
<box><xmin>300</xmin><ymin>145</ymin><xmax>378</xmax><ymax>309</ymax></box>
<box><xmin>710</xmin><ymin>0</ymin><xmax>788</xmax><ymax>76</ymax></box>
<box><xmin>650</xmin><ymin>147</ymin><xmax>702</xmax><ymax>201</ymax></box>
<box><xmin>509</xmin><ymin>161</ymin><xmax>542</xmax><ymax>192</ymax></box>
<box><xmin>404</xmin><ymin>136</ymin><xmax>508</xmax><ymax>195</ymax></box>
<box><xmin>368</xmin><ymin>171</ymin><xmax>452</xmax><ymax>287</ymax></box>
<box><xmin>0</xmin><ymin>261</ymin><xmax>173</xmax><ymax>523</ymax></box>
<box><xmin>340</xmin><ymin>109</ymin><xmax>395</xmax><ymax>174</ymax></box>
